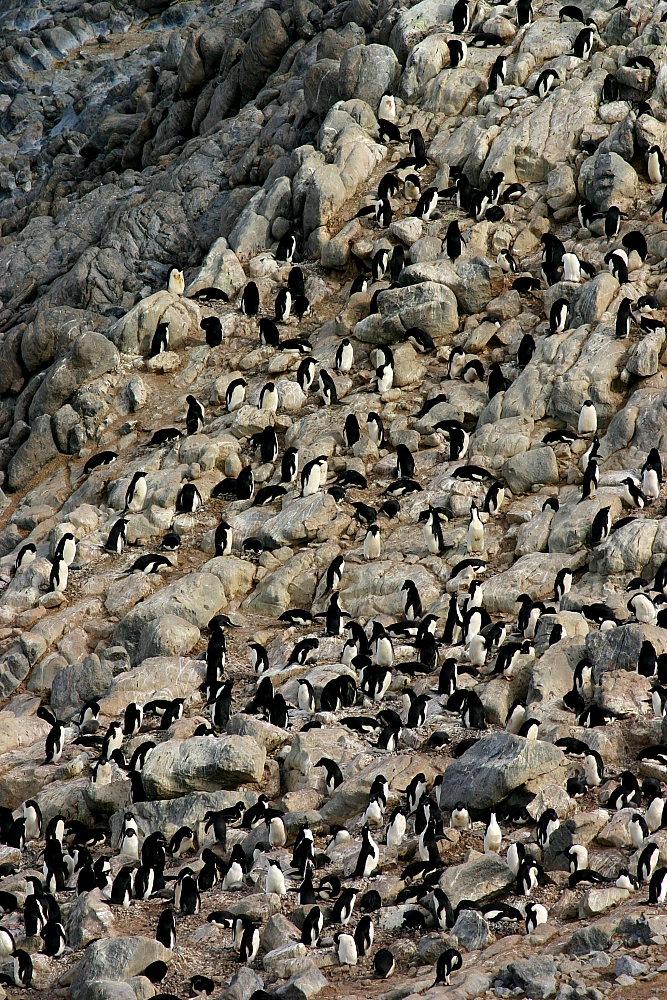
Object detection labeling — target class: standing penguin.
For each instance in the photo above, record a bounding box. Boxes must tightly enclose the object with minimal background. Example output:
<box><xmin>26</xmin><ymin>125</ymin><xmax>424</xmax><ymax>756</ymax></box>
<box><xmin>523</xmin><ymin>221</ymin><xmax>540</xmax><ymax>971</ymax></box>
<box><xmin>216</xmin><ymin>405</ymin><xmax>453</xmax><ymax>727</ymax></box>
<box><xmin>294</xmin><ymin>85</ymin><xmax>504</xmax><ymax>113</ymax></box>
<box><xmin>467</xmin><ymin>502</ymin><xmax>485</xmax><ymax>554</ymax></box>
<box><xmin>185</xmin><ymin>395</ymin><xmax>205</xmax><ymax>434</ymax></box>
<box><xmin>445</xmin><ymin>220</ymin><xmax>464</xmax><ymax>260</ymax></box>
<box><xmin>577</xmin><ymin>400</ymin><xmax>597</xmax><ymax>437</ymax></box>
<box><xmin>335</xmin><ymin>339</ymin><xmax>354</xmax><ymax>372</ymax></box>
<box><xmin>49</xmin><ymin>558</ymin><xmax>68</xmax><ymax>594</ymax></box>
<box><xmin>124</xmin><ymin>471</ymin><xmax>147</xmax><ymax>513</ymax></box>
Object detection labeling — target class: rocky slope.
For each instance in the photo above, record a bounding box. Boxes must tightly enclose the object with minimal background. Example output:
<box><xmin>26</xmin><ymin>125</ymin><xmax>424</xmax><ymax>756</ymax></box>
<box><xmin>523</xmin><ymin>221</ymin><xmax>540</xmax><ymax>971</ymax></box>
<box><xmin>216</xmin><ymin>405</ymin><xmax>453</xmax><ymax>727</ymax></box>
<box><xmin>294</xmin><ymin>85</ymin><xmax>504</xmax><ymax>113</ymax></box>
<box><xmin>2</xmin><ymin>0</ymin><xmax>667</xmax><ymax>998</ymax></box>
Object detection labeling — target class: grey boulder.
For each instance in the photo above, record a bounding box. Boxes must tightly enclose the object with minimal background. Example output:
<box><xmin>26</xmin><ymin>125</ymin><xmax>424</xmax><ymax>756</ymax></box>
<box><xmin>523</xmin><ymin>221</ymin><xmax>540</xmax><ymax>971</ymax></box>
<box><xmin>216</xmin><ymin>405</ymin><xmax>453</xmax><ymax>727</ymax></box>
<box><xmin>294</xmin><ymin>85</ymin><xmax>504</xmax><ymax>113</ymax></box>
<box><xmin>438</xmin><ymin>733</ymin><xmax>565</xmax><ymax>810</ymax></box>
<box><xmin>140</xmin><ymin>735</ymin><xmax>266</xmax><ymax>799</ymax></box>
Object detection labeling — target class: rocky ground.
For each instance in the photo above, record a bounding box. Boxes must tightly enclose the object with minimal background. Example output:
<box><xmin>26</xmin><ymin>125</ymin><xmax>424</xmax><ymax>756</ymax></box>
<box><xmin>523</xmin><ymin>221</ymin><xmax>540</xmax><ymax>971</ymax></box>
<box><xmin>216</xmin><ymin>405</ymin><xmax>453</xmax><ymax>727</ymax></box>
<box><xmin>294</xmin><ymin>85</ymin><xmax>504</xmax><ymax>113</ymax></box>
<box><xmin>3</xmin><ymin>0</ymin><xmax>667</xmax><ymax>999</ymax></box>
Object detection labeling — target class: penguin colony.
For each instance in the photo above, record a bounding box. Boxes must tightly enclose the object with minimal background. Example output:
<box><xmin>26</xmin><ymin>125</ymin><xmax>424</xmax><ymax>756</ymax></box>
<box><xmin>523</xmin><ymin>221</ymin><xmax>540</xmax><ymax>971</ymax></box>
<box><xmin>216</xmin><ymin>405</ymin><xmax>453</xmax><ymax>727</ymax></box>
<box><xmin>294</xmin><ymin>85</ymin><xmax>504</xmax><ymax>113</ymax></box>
<box><xmin>5</xmin><ymin>0</ymin><xmax>667</xmax><ymax>998</ymax></box>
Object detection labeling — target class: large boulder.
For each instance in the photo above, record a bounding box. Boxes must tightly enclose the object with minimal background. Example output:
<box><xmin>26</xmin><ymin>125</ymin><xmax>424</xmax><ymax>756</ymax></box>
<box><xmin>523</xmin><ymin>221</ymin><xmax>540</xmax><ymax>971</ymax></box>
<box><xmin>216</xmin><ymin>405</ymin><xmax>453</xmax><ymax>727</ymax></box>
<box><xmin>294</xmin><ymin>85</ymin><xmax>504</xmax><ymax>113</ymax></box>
<box><xmin>438</xmin><ymin>733</ymin><xmax>565</xmax><ymax>810</ymax></box>
<box><xmin>439</xmin><ymin>853</ymin><xmax>515</xmax><ymax>907</ymax></box>
<box><xmin>70</xmin><ymin>937</ymin><xmax>172</xmax><ymax>1000</ymax></box>
<box><xmin>338</xmin><ymin>45</ymin><xmax>400</xmax><ymax>110</ymax></box>
<box><xmin>140</xmin><ymin>735</ymin><xmax>266</xmax><ymax>799</ymax></box>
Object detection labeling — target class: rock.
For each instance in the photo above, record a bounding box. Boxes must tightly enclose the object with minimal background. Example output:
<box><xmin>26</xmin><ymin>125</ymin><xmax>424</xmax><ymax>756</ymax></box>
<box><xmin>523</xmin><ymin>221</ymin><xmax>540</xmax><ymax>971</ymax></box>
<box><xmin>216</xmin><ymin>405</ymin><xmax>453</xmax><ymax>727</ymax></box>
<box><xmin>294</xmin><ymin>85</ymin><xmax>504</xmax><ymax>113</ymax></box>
<box><xmin>579</xmin><ymin>886</ymin><xmax>630</xmax><ymax>917</ymax></box>
<box><xmin>262</xmin><ymin>942</ymin><xmax>308</xmax><ymax>979</ymax></box>
<box><xmin>502</xmin><ymin>446</ymin><xmax>559</xmax><ymax>493</ymax></box>
<box><xmin>109</xmin><ymin>788</ymin><xmax>258</xmax><ymax>842</ymax></box>
<box><xmin>376</xmin><ymin>281</ymin><xmax>458</xmax><ymax>341</ymax></box>
<box><xmin>440</xmin><ymin>853</ymin><xmax>515</xmax><ymax>907</ymax></box>
<box><xmin>507</xmin><ymin>957</ymin><xmax>557</xmax><ymax>999</ymax></box>
<box><xmin>452</xmin><ymin>908</ymin><xmax>491</xmax><ymax>950</ymax></box>
<box><xmin>338</xmin><ymin>45</ymin><xmax>400</xmax><ymax>110</ymax></box>
<box><xmin>614</xmin><ymin>955</ymin><xmax>647</xmax><ymax>977</ymax></box>
<box><xmin>482</xmin><ymin>552</ymin><xmax>586</xmax><ymax>615</ymax></box>
<box><xmin>28</xmin><ymin>331</ymin><xmax>119</xmax><ymax>421</ymax></box>
<box><xmin>579</xmin><ymin>150</ymin><xmax>638</xmax><ymax>211</ymax></box>
<box><xmin>136</xmin><ymin>613</ymin><xmax>200</xmax><ymax>660</ymax></box>
<box><xmin>7</xmin><ymin>414</ymin><xmax>59</xmax><ymax>491</ymax></box>
<box><xmin>438</xmin><ymin>733</ymin><xmax>565</xmax><ymax>810</ymax></box>
<box><xmin>67</xmin><ymin>888</ymin><xmax>115</xmax><ymax>949</ymax></box>
<box><xmin>585</xmin><ymin>624</ymin><xmax>667</xmax><ymax>680</ymax></box>
<box><xmin>276</xmin><ymin>963</ymin><xmax>328</xmax><ymax>1000</ymax></box>
<box><xmin>569</xmin><ymin>926</ymin><xmax>612</xmax><ymax>955</ymax></box>
<box><xmin>70</xmin><ymin>937</ymin><xmax>172</xmax><ymax>1000</ymax></box>
<box><xmin>238</xmin><ymin>9</ymin><xmax>290</xmax><ymax>101</ymax></box>
<box><xmin>112</xmin><ymin>572</ymin><xmax>226</xmax><ymax>664</ymax></box>
<box><xmin>140</xmin><ymin>735</ymin><xmax>266</xmax><ymax>799</ymax></box>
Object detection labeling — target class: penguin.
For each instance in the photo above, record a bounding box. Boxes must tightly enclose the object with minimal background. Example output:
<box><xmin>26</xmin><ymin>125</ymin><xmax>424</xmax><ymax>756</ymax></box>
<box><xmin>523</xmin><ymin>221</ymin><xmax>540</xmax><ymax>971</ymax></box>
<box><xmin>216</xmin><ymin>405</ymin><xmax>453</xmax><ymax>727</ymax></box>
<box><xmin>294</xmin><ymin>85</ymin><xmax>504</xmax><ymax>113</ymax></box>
<box><xmin>376</xmin><ymin>360</ymin><xmax>394</xmax><ymax>393</ymax></box>
<box><xmin>332</xmin><ymin>887</ymin><xmax>358</xmax><ymax>925</ymax></box>
<box><xmin>488</xmin><ymin>55</ymin><xmax>506</xmax><ymax>91</ymax></box>
<box><xmin>467</xmin><ymin>502</ymin><xmax>484</xmax><ymax>554</ymax></box>
<box><xmin>615</xmin><ymin>297</ymin><xmax>635</xmax><ymax>339</ymax></box>
<box><xmin>549</xmin><ymin>297</ymin><xmax>569</xmax><ymax>335</ymax></box>
<box><xmin>336</xmin><ymin>932</ymin><xmax>358</xmax><ymax>966</ymax></box>
<box><xmin>355</xmin><ymin>826</ymin><xmax>379</xmax><ymax>878</ymax></box>
<box><xmin>648</xmin><ymin>867</ymin><xmax>667</xmax><ymax>905</ymax></box>
<box><xmin>301</xmin><ymin>458</ymin><xmax>321</xmax><ymax>498</ymax></box>
<box><xmin>23</xmin><ymin>800</ymin><xmax>42</xmax><ymax>841</ymax></box>
<box><xmin>638</xmin><ymin>843</ymin><xmax>660</xmax><ymax>883</ymax></box>
<box><xmin>591</xmin><ymin>505</ymin><xmax>611</xmax><ymax>545</ymax></box>
<box><xmin>506</xmin><ymin>842</ymin><xmax>527</xmax><ymax>876</ymax></box>
<box><xmin>275</xmin><ymin>288</ymin><xmax>291</xmax><ymax>322</ymax></box>
<box><xmin>536</xmin><ymin>808</ymin><xmax>560</xmax><ymax>847</ymax></box>
<box><xmin>578</xmin><ymin>458</ymin><xmax>599</xmax><ymax>502</ymax></box>
<box><xmin>562</xmin><ymin>252</ymin><xmax>582</xmax><ymax>283</ymax></box>
<box><xmin>0</xmin><ymin>926</ymin><xmax>15</xmax><ymax>958</ymax></box>
<box><xmin>648</xmin><ymin>145</ymin><xmax>667</xmax><ymax>184</ymax></box>
<box><xmin>354</xmin><ymin>914</ymin><xmax>374</xmax><ymax>958</ymax></box>
<box><xmin>176</xmin><ymin>482</ymin><xmax>202</xmax><ymax>514</ymax></box>
<box><xmin>577</xmin><ymin>399</ymin><xmax>597</xmax><ymax>437</ymax></box>
<box><xmin>264</xmin><ymin>859</ymin><xmax>286</xmax><ymax>896</ymax></box>
<box><xmin>367</xmin><ymin>411</ymin><xmax>385</xmax><ymax>446</ymax></box>
<box><xmin>445</xmin><ymin>220</ymin><xmax>464</xmax><ymax>260</ymax></box>
<box><xmin>363</xmin><ymin>524</ymin><xmax>382</xmax><ymax>561</ymax></box>
<box><xmin>554</xmin><ymin>567</ymin><xmax>573</xmax><ymax>603</ymax></box>
<box><xmin>401</xmin><ymin>579</ymin><xmax>422</xmax><ymax>621</ymax></box>
<box><xmin>484</xmin><ymin>812</ymin><xmax>502</xmax><ymax>853</ymax></box>
<box><xmin>44</xmin><ymin>722</ymin><xmax>65</xmax><ymax>764</ymax></box>
<box><xmin>319</xmin><ymin>369</ymin><xmax>339</xmax><ymax>406</ymax></box>
<box><xmin>315</xmin><ymin>757</ymin><xmax>343</xmax><ymax>794</ymax></box>
<box><xmin>214</xmin><ymin>520</ymin><xmax>233</xmax><ymax>557</ymax></box>
<box><xmin>450</xmin><ymin>802</ymin><xmax>470</xmax><ymax>830</ymax></box>
<box><xmin>392</xmin><ymin>332</ymin><xmax>426</xmax><ymax>364</ymax></box>
<box><xmin>535</xmin><ymin>67</ymin><xmax>558</xmax><ymax>96</ymax></box>
<box><xmin>525</xmin><ymin>901</ymin><xmax>548</xmax><ymax>933</ymax></box>
<box><xmin>622</xmin><ymin>478</ymin><xmax>647</xmax><ymax>509</ymax></box>
<box><xmin>335</xmin><ymin>339</ymin><xmax>354</xmax><ymax>373</ymax></box>
<box><xmin>413</xmin><ymin>187</ymin><xmax>439</xmax><ymax>220</ymax></box>
<box><xmin>280</xmin><ymin>447</ymin><xmax>299</xmax><ymax>484</ymax></box>
<box><xmin>517</xmin><ymin>0</ymin><xmax>533</xmax><ymax>23</ymax></box>
<box><xmin>12</xmin><ymin>949</ymin><xmax>33</xmax><ymax>988</ymax></box>
<box><xmin>275</xmin><ymin>232</ymin><xmax>296</xmax><ymax>262</ymax></box>
<box><xmin>605</xmin><ymin>205</ymin><xmax>626</xmax><ymax>239</ymax></box>
<box><xmin>573</xmin><ymin>24</ymin><xmax>596</xmax><ymax>59</ymax></box>
<box><xmin>258</xmin><ymin>381</ymin><xmax>278</xmax><ymax>412</ymax></box>
<box><xmin>148</xmin><ymin>320</ymin><xmax>169</xmax><ymax>357</ymax></box>
<box><xmin>13</xmin><ymin>542</ymin><xmax>37</xmax><ymax>573</ymax></box>
<box><xmin>239</xmin><ymin>923</ymin><xmax>260</xmax><ymax>962</ymax></box>
<box><xmin>240</xmin><ymin>281</ymin><xmax>260</xmax><ymax>315</ymax></box>
<box><xmin>386</xmin><ymin>806</ymin><xmax>407</xmax><ymax>847</ymax></box>
<box><xmin>447</xmin><ymin>38</ymin><xmax>467</xmax><ymax>67</ymax></box>
<box><xmin>301</xmin><ymin>906</ymin><xmax>323</xmax><ymax>947</ymax></box>
<box><xmin>374</xmin><ymin>948</ymin><xmax>396</xmax><ymax>978</ymax></box>
<box><xmin>390</xmin><ymin>244</ymin><xmax>405</xmax><ymax>282</ymax></box>
<box><xmin>155</xmin><ymin>908</ymin><xmax>176</xmax><ymax>951</ymax></box>
<box><xmin>434</xmin><ymin>948</ymin><xmax>463</xmax><ymax>986</ymax></box>
<box><xmin>200</xmin><ymin>315</ymin><xmax>223</xmax><ymax>347</ymax></box>
<box><xmin>226</xmin><ymin>378</ymin><xmax>247</xmax><ymax>411</ymax></box>
<box><xmin>608</xmin><ymin>250</ymin><xmax>628</xmax><ymax>283</ymax></box>
<box><xmin>49</xmin><ymin>557</ymin><xmax>68</xmax><ymax>593</ymax></box>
